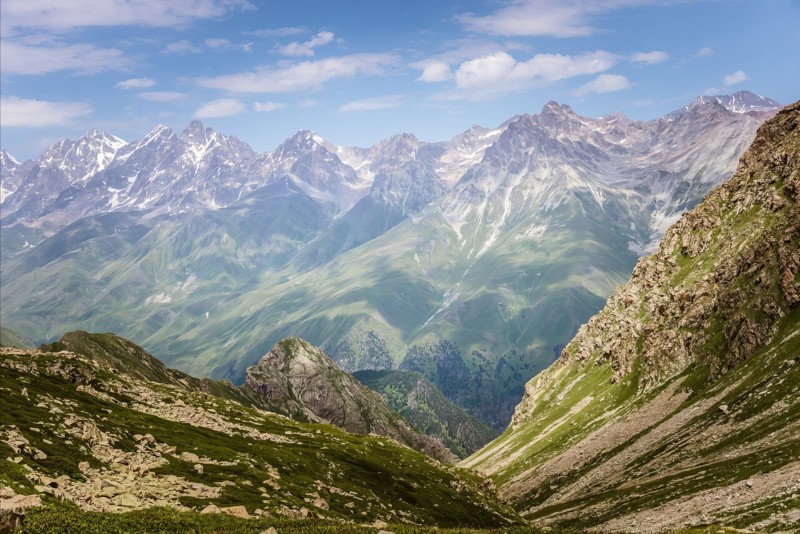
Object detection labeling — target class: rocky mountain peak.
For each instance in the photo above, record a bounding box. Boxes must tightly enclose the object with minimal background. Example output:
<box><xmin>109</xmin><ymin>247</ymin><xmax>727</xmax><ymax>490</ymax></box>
<box><xmin>141</xmin><ymin>124</ymin><xmax>177</xmax><ymax>147</ymax></box>
<box><xmin>276</xmin><ymin>130</ymin><xmax>334</xmax><ymax>157</ymax></box>
<box><xmin>179</xmin><ymin>120</ymin><xmax>209</xmax><ymax>144</ymax></box>
<box><xmin>1</xmin><ymin>150</ymin><xmax>21</xmax><ymax>168</ymax></box>
<box><xmin>703</xmin><ymin>90</ymin><xmax>782</xmax><ymax>114</ymax></box>
<box><xmin>245</xmin><ymin>337</ymin><xmax>456</xmax><ymax>463</ymax></box>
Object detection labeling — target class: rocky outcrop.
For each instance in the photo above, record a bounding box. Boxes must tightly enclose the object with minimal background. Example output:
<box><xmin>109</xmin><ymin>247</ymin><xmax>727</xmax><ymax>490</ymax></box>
<box><xmin>463</xmin><ymin>102</ymin><xmax>800</xmax><ymax>532</ymax></box>
<box><xmin>245</xmin><ymin>337</ymin><xmax>457</xmax><ymax>463</ymax></box>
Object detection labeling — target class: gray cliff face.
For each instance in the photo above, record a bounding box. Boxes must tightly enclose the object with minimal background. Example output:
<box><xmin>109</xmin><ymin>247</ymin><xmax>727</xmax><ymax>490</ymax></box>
<box><xmin>244</xmin><ymin>337</ymin><xmax>457</xmax><ymax>463</ymax></box>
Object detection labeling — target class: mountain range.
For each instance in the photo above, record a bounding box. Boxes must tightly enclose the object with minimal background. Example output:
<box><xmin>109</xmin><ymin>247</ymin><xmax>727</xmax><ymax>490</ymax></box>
<box><xmin>0</xmin><ymin>91</ymin><xmax>781</xmax><ymax>429</ymax></box>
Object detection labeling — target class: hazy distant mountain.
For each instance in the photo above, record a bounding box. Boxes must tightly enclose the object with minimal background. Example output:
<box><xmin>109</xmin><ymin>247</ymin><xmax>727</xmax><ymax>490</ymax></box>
<box><xmin>0</xmin><ymin>92</ymin><xmax>780</xmax><ymax>429</ymax></box>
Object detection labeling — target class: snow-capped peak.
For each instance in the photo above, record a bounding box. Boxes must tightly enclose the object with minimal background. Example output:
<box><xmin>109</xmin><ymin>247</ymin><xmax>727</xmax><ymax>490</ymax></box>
<box><xmin>698</xmin><ymin>91</ymin><xmax>781</xmax><ymax>114</ymax></box>
<box><xmin>1</xmin><ymin>150</ymin><xmax>21</xmax><ymax>167</ymax></box>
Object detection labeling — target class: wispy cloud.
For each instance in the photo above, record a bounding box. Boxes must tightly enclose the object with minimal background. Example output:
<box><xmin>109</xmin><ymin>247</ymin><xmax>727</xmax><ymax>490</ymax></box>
<box><xmin>630</xmin><ymin>51</ymin><xmax>669</xmax><ymax>64</ymax></box>
<box><xmin>339</xmin><ymin>94</ymin><xmax>404</xmax><ymax>113</ymax></box>
<box><xmin>138</xmin><ymin>91</ymin><xmax>186</xmax><ymax>102</ymax></box>
<box><xmin>245</xmin><ymin>27</ymin><xmax>307</xmax><ymax>38</ymax></box>
<box><xmin>0</xmin><ymin>96</ymin><xmax>91</xmax><ymax>126</ymax></box>
<box><xmin>254</xmin><ymin>101</ymin><xmax>285</xmax><ymax>112</ymax></box>
<box><xmin>694</xmin><ymin>46</ymin><xmax>714</xmax><ymax>58</ymax></box>
<box><xmin>574</xmin><ymin>73</ymin><xmax>631</xmax><ymax>96</ymax></box>
<box><xmin>116</xmin><ymin>77</ymin><xmax>156</xmax><ymax>89</ymax></box>
<box><xmin>197</xmin><ymin>53</ymin><xmax>399</xmax><ymax>93</ymax></box>
<box><xmin>1</xmin><ymin>0</ymin><xmax>253</xmax><ymax>33</ymax></box>
<box><xmin>0</xmin><ymin>39</ymin><xmax>128</xmax><ymax>75</ymax></box>
<box><xmin>194</xmin><ymin>98</ymin><xmax>245</xmax><ymax>118</ymax></box>
<box><xmin>413</xmin><ymin>60</ymin><xmax>453</xmax><ymax>82</ymax></box>
<box><xmin>204</xmin><ymin>38</ymin><xmax>231</xmax><ymax>49</ymax></box>
<box><xmin>277</xmin><ymin>30</ymin><xmax>334</xmax><ymax>57</ymax></box>
<box><xmin>724</xmin><ymin>70</ymin><xmax>749</xmax><ymax>86</ymax></box>
<box><xmin>298</xmin><ymin>99</ymin><xmax>318</xmax><ymax>108</ymax></box>
<box><xmin>162</xmin><ymin>40</ymin><xmax>202</xmax><ymax>54</ymax></box>
<box><xmin>456</xmin><ymin>0</ymin><xmax>660</xmax><ymax>38</ymax></box>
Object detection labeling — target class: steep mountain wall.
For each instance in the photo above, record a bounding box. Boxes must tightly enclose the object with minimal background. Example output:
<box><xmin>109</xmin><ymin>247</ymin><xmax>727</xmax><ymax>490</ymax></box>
<box><xmin>463</xmin><ymin>102</ymin><xmax>800</xmax><ymax>532</ymax></box>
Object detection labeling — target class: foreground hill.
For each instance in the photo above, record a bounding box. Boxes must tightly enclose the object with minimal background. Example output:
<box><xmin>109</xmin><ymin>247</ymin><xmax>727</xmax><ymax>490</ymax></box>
<box><xmin>0</xmin><ymin>333</ymin><xmax>520</xmax><ymax>530</ymax></box>
<box><xmin>463</xmin><ymin>102</ymin><xmax>800</xmax><ymax>532</ymax></box>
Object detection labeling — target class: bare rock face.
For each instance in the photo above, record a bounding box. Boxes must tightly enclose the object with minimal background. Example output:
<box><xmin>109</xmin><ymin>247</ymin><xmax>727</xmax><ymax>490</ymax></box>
<box><xmin>245</xmin><ymin>337</ymin><xmax>456</xmax><ymax>463</ymax></box>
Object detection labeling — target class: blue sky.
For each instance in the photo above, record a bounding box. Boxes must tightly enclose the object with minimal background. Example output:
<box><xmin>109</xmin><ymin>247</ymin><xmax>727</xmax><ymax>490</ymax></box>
<box><xmin>1</xmin><ymin>0</ymin><xmax>798</xmax><ymax>160</ymax></box>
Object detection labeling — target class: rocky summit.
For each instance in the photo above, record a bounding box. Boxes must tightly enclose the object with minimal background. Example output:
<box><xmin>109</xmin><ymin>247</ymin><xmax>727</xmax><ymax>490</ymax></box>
<box><xmin>0</xmin><ymin>332</ymin><xmax>520</xmax><ymax>531</ymax></box>
<box><xmin>244</xmin><ymin>337</ymin><xmax>456</xmax><ymax>463</ymax></box>
<box><xmin>463</xmin><ymin>101</ymin><xmax>800</xmax><ymax>532</ymax></box>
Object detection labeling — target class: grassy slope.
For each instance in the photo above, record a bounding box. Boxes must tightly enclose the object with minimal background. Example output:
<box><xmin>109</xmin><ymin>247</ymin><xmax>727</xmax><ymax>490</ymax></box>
<box><xmin>0</xmin><ymin>336</ymin><xmax>521</xmax><ymax>529</ymax></box>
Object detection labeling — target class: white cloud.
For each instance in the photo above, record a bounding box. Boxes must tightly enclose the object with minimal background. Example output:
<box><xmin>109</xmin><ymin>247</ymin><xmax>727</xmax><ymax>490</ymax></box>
<box><xmin>254</xmin><ymin>101</ymin><xmax>285</xmax><ymax>112</ymax></box>
<box><xmin>724</xmin><ymin>70</ymin><xmax>749</xmax><ymax>86</ymax></box>
<box><xmin>0</xmin><ymin>96</ymin><xmax>91</xmax><ymax>126</ymax></box>
<box><xmin>574</xmin><ymin>73</ymin><xmax>632</xmax><ymax>96</ymax></box>
<box><xmin>630</xmin><ymin>51</ymin><xmax>669</xmax><ymax>64</ymax></box>
<box><xmin>197</xmin><ymin>53</ymin><xmax>398</xmax><ymax>93</ymax></box>
<box><xmin>339</xmin><ymin>95</ymin><xmax>404</xmax><ymax>113</ymax></box>
<box><xmin>445</xmin><ymin>50</ymin><xmax>618</xmax><ymax>99</ymax></box>
<box><xmin>163</xmin><ymin>40</ymin><xmax>202</xmax><ymax>54</ymax></box>
<box><xmin>138</xmin><ymin>91</ymin><xmax>186</xmax><ymax>102</ymax></box>
<box><xmin>116</xmin><ymin>77</ymin><xmax>156</xmax><ymax>89</ymax></box>
<box><xmin>456</xmin><ymin>0</ymin><xmax>656</xmax><ymax>38</ymax></box>
<box><xmin>277</xmin><ymin>31</ymin><xmax>334</xmax><ymax>57</ymax></box>
<box><xmin>702</xmin><ymin>86</ymin><xmax>721</xmax><ymax>96</ymax></box>
<box><xmin>1</xmin><ymin>0</ymin><xmax>253</xmax><ymax>33</ymax></box>
<box><xmin>298</xmin><ymin>99</ymin><xmax>318</xmax><ymax>108</ymax></box>
<box><xmin>194</xmin><ymin>98</ymin><xmax>245</xmax><ymax>118</ymax></box>
<box><xmin>246</xmin><ymin>27</ymin><xmax>307</xmax><ymax>38</ymax></box>
<box><xmin>204</xmin><ymin>38</ymin><xmax>231</xmax><ymax>49</ymax></box>
<box><xmin>0</xmin><ymin>39</ymin><xmax>127</xmax><ymax>75</ymax></box>
<box><xmin>413</xmin><ymin>60</ymin><xmax>452</xmax><ymax>82</ymax></box>
<box><xmin>695</xmin><ymin>46</ymin><xmax>714</xmax><ymax>57</ymax></box>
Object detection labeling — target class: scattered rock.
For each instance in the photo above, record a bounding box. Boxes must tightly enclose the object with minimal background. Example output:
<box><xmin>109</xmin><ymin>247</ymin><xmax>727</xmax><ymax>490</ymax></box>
<box><xmin>0</xmin><ymin>494</ymin><xmax>42</xmax><ymax>510</ymax></box>
<box><xmin>221</xmin><ymin>505</ymin><xmax>250</xmax><ymax>519</ymax></box>
<box><xmin>181</xmin><ymin>452</ymin><xmax>200</xmax><ymax>463</ymax></box>
<box><xmin>259</xmin><ymin>528</ymin><xmax>278</xmax><ymax>534</ymax></box>
<box><xmin>718</xmin><ymin>404</ymin><xmax>729</xmax><ymax>414</ymax></box>
<box><xmin>193</xmin><ymin>464</ymin><xmax>203</xmax><ymax>475</ymax></box>
<box><xmin>200</xmin><ymin>504</ymin><xmax>221</xmax><ymax>514</ymax></box>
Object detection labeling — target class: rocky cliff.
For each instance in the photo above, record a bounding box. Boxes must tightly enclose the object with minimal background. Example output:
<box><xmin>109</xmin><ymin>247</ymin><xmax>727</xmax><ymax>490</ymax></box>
<box><xmin>244</xmin><ymin>337</ymin><xmax>456</xmax><ymax>463</ymax></box>
<box><xmin>463</xmin><ymin>101</ymin><xmax>800</xmax><ymax>532</ymax></box>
